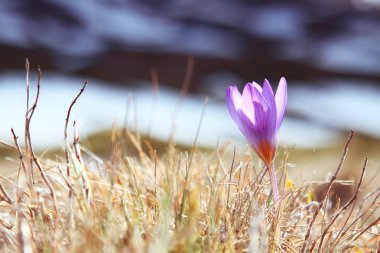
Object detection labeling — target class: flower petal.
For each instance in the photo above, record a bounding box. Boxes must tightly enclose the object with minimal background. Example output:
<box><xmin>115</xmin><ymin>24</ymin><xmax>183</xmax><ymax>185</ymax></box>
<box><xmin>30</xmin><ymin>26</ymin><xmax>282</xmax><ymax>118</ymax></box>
<box><xmin>241</xmin><ymin>83</ymin><xmax>256</xmax><ymax>123</ymax></box>
<box><xmin>262</xmin><ymin>79</ymin><xmax>277</xmax><ymax>130</ymax></box>
<box><xmin>250</xmin><ymin>81</ymin><xmax>262</xmax><ymax>93</ymax></box>
<box><xmin>226</xmin><ymin>85</ymin><xmax>243</xmax><ymax>130</ymax></box>
<box><xmin>262</xmin><ymin>79</ymin><xmax>274</xmax><ymax>99</ymax></box>
<box><xmin>226</xmin><ymin>78</ymin><xmax>286</xmax><ymax>166</ymax></box>
<box><xmin>275</xmin><ymin>77</ymin><xmax>287</xmax><ymax>130</ymax></box>
<box><xmin>239</xmin><ymin>105</ymin><xmax>276</xmax><ymax>164</ymax></box>
<box><xmin>239</xmin><ymin>102</ymin><xmax>275</xmax><ymax>146</ymax></box>
<box><xmin>252</xmin><ymin>101</ymin><xmax>276</xmax><ymax>146</ymax></box>
<box><xmin>238</xmin><ymin>110</ymin><xmax>260</xmax><ymax>149</ymax></box>
<box><xmin>247</xmin><ymin>82</ymin><xmax>269</xmax><ymax>110</ymax></box>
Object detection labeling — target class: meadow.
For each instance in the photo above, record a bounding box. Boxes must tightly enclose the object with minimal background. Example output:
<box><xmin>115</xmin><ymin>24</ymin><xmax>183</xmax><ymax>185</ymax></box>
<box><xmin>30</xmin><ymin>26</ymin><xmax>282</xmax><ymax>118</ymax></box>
<box><xmin>0</xmin><ymin>62</ymin><xmax>379</xmax><ymax>252</ymax></box>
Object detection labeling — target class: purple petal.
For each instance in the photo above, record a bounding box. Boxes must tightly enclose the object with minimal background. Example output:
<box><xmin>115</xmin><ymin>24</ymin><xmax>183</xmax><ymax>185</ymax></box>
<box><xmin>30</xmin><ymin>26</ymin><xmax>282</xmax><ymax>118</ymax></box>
<box><xmin>239</xmin><ymin>102</ymin><xmax>276</xmax><ymax>149</ymax></box>
<box><xmin>275</xmin><ymin>77</ymin><xmax>287</xmax><ymax>130</ymax></box>
<box><xmin>239</xmin><ymin>105</ymin><xmax>276</xmax><ymax>166</ymax></box>
<box><xmin>241</xmin><ymin>83</ymin><xmax>255</xmax><ymax>123</ymax></box>
<box><xmin>250</xmin><ymin>81</ymin><xmax>262</xmax><ymax>93</ymax></box>
<box><xmin>247</xmin><ymin>82</ymin><xmax>269</xmax><ymax>110</ymax></box>
<box><xmin>262</xmin><ymin>79</ymin><xmax>277</xmax><ymax>130</ymax></box>
<box><xmin>238</xmin><ymin>110</ymin><xmax>260</xmax><ymax>149</ymax></box>
<box><xmin>226</xmin><ymin>86</ymin><xmax>243</xmax><ymax>130</ymax></box>
<box><xmin>262</xmin><ymin>79</ymin><xmax>274</xmax><ymax>99</ymax></box>
<box><xmin>252</xmin><ymin>101</ymin><xmax>276</xmax><ymax>146</ymax></box>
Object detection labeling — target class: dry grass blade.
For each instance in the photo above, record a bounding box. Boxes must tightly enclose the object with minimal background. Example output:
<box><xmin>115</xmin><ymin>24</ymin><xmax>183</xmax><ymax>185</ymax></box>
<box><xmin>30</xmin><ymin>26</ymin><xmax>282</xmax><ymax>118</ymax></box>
<box><xmin>17</xmin><ymin>62</ymin><xmax>58</xmax><ymax>215</ymax></box>
<box><xmin>0</xmin><ymin>181</ymin><xmax>12</xmax><ymax>205</ymax></box>
<box><xmin>315</xmin><ymin>158</ymin><xmax>368</xmax><ymax>252</ymax></box>
<box><xmin>178</xmin><ymin>96</ymin><xmax>208</xmax><ymax>224</ymax></box>
<box><xmin>64</xmin><ymin>80</ymin><xmax>88</xmax><ymax>177</ymax></box>
<box><xmin>226</xmin><ymin>146</ymin><xmax>236</xmax><ymax>208</ymax></box>
<box><xmin>301</xmin><ymin>130</ymin><xmax>355</xmax><ymax>253</ymax></box>
<box><xmin>352</xmin><ymin>213</ymin><xmax>380</xmax><ymax>241</ymax></box>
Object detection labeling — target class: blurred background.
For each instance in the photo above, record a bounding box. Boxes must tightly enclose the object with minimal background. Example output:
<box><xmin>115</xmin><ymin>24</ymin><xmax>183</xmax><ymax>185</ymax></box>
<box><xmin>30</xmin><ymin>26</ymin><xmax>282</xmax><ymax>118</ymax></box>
<box><xmin>0</xmin><ymin>0</ymin><xmax>379</xmax><ymax>187</ymax></box>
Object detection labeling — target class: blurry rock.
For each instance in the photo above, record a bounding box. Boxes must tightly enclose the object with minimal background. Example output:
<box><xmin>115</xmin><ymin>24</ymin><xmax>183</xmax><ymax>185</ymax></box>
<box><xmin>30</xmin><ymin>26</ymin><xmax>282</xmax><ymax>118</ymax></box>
<box><xmin>313</xmin><ymin>178</ymin><xmax>355</xmax><ymax>209</ymax></box>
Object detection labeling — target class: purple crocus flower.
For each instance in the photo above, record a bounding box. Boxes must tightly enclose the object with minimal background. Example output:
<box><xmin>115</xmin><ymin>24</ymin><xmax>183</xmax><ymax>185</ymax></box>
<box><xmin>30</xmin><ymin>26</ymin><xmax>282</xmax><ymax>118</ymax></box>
<box><xmin>226</xmin><ymin>78</ymin><xmax>287</xmax><ymax>207</ymax></box>
<box><xmin>226</xmin><ymin>78</ymin><xmax>287</xmax><ymax>166</ymax></box>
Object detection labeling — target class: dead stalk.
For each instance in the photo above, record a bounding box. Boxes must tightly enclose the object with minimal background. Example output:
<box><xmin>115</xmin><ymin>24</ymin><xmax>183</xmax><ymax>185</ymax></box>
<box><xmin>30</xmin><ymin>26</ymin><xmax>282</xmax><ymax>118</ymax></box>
<box><xmin>64</xmin><ymin>80</ymin><xmax>88</xmax><ymax>177</ymax></box>
<box><xmin>22</xmin><ymin>62</ymin><xmax>57</xmax><ymax>214</ymax></box>
<box><xmin>0</xmin><ymin>181</ymin><xmax>13</xmax><ymax>205</ymax></box>
<box><xmin>315</xmin><ymin>158</ymin><xmax>367</xmax><ymax>252</ymax></box>
<box><xmin>301</xmin><ymin>130</ymin><xmax>355</xmax><ymax>253</ymax></box>
<box><xmin>352</xmin><ymin>213</ymin><xmax>380</xmax><ymax>241</ymax></box>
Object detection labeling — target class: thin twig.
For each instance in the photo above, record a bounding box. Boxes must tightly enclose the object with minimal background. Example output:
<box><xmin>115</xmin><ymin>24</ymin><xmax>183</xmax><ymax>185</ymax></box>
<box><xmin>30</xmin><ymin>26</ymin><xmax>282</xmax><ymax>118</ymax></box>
<box><xmin>22</xmin><ymin>65</ymin><xmax>57</xmax><ymax>214</ymax></box>
<box><xmin>352</xmin><ymin>215</ymin><xmax>380</xmax><ymax>241</ymax></box>
<box><xmin>72</xmin><ymin>120</ymin><xmax>91</xmax><ymax>205</ymax></box>
<box><xmin>339</xmin><ymin>190</ymin><xmax>380</xmax><ymax>241</ymax></box>
<box><xmin>27</xmin><ymin>66</ymin><xmax>41</xmax><ymax>120</ymax></box>
<box><xmin>315</xmin><ymin>158</ymin><xmax>367</xmax><ymax>252</ymax></box>
<box><xmin>24</xmin><ymin>59</ymin><xmax>31</xmax><ymax>171</ymax></box>
<box><xmin>72</xmin><ymin>121</ymin><xmax>83</xmax><ymax>167</ymax></box>
<box><xmin>12</xmin><ymin>127</ymin><xmax>29</xmax><ymax>211</ymax></box>
<box><xmin>301</xmin><ymin>130</ymin><xmax>355</xmax><ymax>253</ymax></box>
<box><xmin>24</xmin><ymin>64</ymin><xmax>42</xmax><ymax>180</ymax></box>
<box><xmin>331</xmin><ymin>159</ymin><xmax>368</xmax><ymax>246</ymax></box>
<box><xmin>11</xmin><ymin>129</ymin><xmax>30</xmax><ymax>185</ymax></box>
<box><xmin>64</xmin><ymin>80</ymin><xmax>87</xmax><ymax>177</ymax></box>
<box><xmin>0</xmin><ymin>181</ymin><xmax>12</xmax><ymax>205</ymax></box>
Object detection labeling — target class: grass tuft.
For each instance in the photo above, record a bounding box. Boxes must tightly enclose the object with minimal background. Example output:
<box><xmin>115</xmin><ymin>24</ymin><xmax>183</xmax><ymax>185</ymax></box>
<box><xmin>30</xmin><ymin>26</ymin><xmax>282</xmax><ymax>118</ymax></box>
<box><xmin>0</xmin><ymin>61</ymin><xmax>379</xmax><ymax>252</ymax></box>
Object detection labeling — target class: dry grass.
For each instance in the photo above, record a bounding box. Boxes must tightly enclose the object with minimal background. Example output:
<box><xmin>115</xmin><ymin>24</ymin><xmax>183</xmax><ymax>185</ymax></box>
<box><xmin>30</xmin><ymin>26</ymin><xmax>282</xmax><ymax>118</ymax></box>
<box><xmin>0</xmin><ymin>60</ymin><xmax>379</xmax><ymax>252</ymax></box>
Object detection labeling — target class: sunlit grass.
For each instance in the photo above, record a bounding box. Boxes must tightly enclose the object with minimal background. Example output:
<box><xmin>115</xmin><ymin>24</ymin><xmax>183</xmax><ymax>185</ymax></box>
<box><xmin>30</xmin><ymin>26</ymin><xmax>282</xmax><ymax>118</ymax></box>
<box><xmin>0</xmin><ymin>60</ymin><xmax>379</xmax><ymax>252</ymax></box>
<box><xmin>2</xmin><ymin>128</ymin><xmax>379</xmax><ymax>252</ymax></box>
